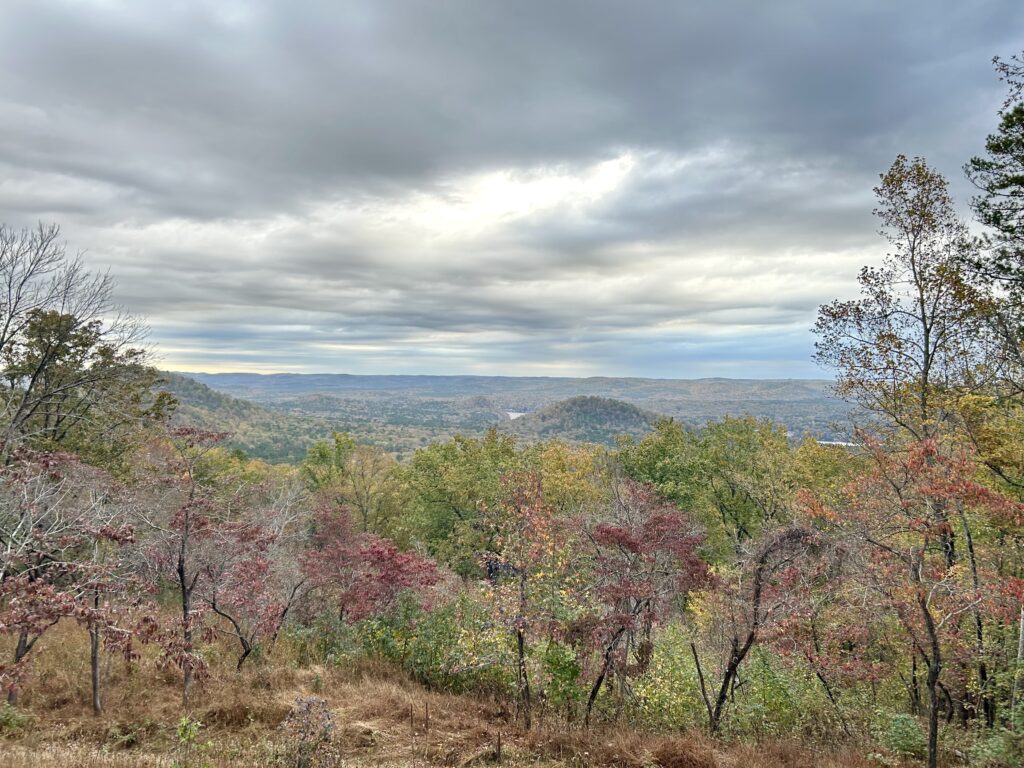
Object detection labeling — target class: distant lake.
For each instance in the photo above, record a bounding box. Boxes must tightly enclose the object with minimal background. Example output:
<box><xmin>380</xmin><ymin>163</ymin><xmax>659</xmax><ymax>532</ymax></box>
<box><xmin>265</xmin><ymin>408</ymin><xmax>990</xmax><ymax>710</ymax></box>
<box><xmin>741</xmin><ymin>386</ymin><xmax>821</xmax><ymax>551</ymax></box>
<box><xmin>506</xmin><ymin>411</ymin><xmax>527</xmax><ymax>420</ymax></box>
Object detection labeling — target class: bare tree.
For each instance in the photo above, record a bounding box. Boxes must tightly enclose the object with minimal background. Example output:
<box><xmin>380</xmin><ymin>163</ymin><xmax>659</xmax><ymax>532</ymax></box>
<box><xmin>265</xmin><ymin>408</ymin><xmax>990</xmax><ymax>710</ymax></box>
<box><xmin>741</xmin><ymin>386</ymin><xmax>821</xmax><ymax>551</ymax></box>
<box><xmin>135</xmin><ymin>427</ymin><xmax>230</xmax><ymax>706</ymax></box>
<box><xmin>690</xmin><ymin>526</ymin><xmax>824</xmax><ymax>734</ymax></box>
<box><xmin>0</xmin><ymin>450</ymin><xmax>134</xmax><ymax>706</ymax></box>
<box><xmin>0</xmin><ymin>223</ymin><xmax>161</xmax><ymax>460</ymax></box>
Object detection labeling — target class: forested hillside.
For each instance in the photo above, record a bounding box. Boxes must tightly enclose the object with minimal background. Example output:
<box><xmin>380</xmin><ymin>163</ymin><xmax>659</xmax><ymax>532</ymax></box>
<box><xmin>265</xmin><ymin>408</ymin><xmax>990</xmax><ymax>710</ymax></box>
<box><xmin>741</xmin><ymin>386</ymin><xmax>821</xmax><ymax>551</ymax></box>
<box><xmin>498</xmin><ymin>395</ymin><xmax>657</xmax><ymax>443</ymax></box>
<box><xmin>158</xmin><ymin>372</ymin><xmax>336</xmax><ymax>463</ymax></box>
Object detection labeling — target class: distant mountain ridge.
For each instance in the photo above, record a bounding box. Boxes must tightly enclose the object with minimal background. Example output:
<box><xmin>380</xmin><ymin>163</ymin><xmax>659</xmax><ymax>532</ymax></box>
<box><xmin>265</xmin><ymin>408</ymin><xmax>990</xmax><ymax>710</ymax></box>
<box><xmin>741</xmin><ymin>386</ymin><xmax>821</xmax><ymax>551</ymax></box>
<box><xmin>182</xmin><ymin>371</ymin><xmax>834</xmax><ymax>400</ymax></box>
<box><xmin>161</xmin><ymin>371</ymin><xmax>849</xmax><ymax>463</ymax></box>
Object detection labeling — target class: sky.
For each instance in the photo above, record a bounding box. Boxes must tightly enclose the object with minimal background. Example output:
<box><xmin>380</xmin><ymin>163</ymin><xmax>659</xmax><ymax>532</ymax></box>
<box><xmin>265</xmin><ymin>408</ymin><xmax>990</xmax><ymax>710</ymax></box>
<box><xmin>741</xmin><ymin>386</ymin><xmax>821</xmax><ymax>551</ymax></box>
<box><xmin>1</xmin><ymin>1</ymin><xmax>1021</xmax><ymax>378</ymax></box>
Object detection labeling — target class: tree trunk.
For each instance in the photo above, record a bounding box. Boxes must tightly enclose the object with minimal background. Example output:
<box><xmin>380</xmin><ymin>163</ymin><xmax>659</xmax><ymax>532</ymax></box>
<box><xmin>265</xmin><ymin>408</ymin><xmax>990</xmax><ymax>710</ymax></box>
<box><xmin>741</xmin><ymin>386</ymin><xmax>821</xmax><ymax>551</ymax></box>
<box><xmin>6</xmin><ymin>629</ymin><xmax>31</xmax><ymax>705</ymax></box>
<box><xmin>1012</xmin><ymin>604</ymin><xmax>1024</xmax><ymax>719</ymax></box>
<box><xmin>516</xmin><ymin>627</ymin><xmax>531</xmax><ymax>729</ymax></box>
<box><xmin>180</xmin><ymin>575</ymin><xmax>193</xmax><ymax>706</ymax></box>
<box><xmin>959</xmin><ymin>505</ymin><xmax>994</xmax><ymax>726</ymax></box>
<box><xmin>694</xmin><ymin>631</ymin><xmax>755</xmax><ymax>735</ymax></box>
<box><xmin>236</xmin><ymin>640</ymin><xmax>252</xmax><ymax>672</ymax></box>
<box><xmin>910</xmin><ymin>652</ymin><xmax>922</xmax><ymax>716</ymax></box>
<box><xmin>90</xmin><ymin>624</ymin><xmax>103</xmax><ymax>715</ymax></box>
<box><xmin>926</xmin><ymin>662</ymin><xmax>941</xmax><ymax>768</ymax></box>
<box><xmin>178</xmin><ymin>506</ymin><xmax>193</xmax><ymax>707</ymax></box>
<box><xmin>919</xmin><ymin>593</ymin><xmax>942</xmax><ymax>768</ymax></box>
<box><xmin>585</xmin><ymin>627</ymin><xmax>626</xmax><ymax>726</ymax></box>
<box><xmin>710</xmin><ymin>637</ymin><xmax>750</xmax><ymax>734</ymax></box>
<box><xmin>515</xmin><ymin>573</ymin><xmax>531</xmax><ymax>729</ymax></box>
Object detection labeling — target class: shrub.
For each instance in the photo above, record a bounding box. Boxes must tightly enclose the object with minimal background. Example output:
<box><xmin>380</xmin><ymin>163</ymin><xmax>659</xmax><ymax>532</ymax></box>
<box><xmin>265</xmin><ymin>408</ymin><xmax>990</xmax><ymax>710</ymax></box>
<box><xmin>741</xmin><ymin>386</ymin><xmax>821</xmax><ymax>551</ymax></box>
<box><xmin>0</xmin><ymin>703</ymin><xmax>31</xmax><ymax>733</ymax></box>
<box><xmin>172</xmin><ymin>715</ymin><xmax>210</xmax><ymax>768</ymax></box>
<box><xmin>878</xmin><ymin>712</ymin><xmax>927</xmax><ymax>760</ymax></box>
<box><xmin>363</xmin><ymin>589</ymin><xmax>515</xmax><ymax>696</ymax></box>
<box><xmin>278</xmin><ymin>696</ymin><xmax>335</xmax><ymax>768</ymax></box>
<box><xmin>968</xmin><ymin>707</ymin><xmax>1024</xmax><ymax>768</ymax></box>
<box><xmin>540</xmin><ymin>640</ymin><xmax>584</xmax><ymax>720</ymax></box>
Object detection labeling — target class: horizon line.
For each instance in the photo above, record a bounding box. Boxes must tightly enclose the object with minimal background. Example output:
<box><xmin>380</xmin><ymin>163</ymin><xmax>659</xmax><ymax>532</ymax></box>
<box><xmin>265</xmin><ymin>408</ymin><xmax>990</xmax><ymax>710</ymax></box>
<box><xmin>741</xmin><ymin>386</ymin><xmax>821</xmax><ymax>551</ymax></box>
<box><xmin>167</xmin><ymin>369</ymin><xmax>835</xmax><ymax>383</ymax></box>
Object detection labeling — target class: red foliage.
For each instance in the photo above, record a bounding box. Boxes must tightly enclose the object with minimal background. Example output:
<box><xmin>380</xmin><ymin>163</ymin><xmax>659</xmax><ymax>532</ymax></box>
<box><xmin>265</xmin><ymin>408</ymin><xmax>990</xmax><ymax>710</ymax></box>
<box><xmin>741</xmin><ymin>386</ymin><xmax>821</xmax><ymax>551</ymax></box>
<box><xmin>585</xmin><ymin>480</ymin><xmax>709</xmax><ymax>660</ymax></box>
<box><xmin>302</xmin><ymin>505</ymin><xmax>438</xmax><ymax>622</ymax></box>
<box><xmin>0</xmin><ymin>449</ymin><xmax>151</xmax><ymax>700</ymax></box>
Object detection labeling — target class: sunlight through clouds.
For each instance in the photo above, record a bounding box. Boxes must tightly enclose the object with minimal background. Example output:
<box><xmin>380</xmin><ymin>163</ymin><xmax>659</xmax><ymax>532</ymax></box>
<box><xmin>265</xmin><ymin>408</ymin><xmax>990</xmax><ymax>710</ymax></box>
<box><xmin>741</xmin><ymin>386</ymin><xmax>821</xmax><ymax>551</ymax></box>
<box><xmin>0</xmin><ymin>0</ymin><xmax>1019</xmax><ymax>376</ymax></box>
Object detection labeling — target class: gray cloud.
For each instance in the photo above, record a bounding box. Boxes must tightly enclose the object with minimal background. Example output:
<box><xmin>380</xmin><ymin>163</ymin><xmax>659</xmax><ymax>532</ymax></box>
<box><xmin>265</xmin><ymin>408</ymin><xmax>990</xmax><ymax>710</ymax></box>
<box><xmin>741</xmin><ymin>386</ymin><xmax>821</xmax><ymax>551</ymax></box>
<box><xmin>1</xmin><ymin>1</ymin><xmax>1020</xmax><ymax>376</ymax></box>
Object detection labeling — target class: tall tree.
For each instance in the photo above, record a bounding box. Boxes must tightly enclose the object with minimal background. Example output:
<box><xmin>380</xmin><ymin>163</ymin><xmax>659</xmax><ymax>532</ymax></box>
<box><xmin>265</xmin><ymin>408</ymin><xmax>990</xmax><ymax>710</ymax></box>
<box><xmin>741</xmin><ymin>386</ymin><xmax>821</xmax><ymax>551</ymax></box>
<box><xmin>806</xmin><ymin>438</ymin><xmax>1022</xmax><ymax>768</ymax></box>
<box><xmin>400</xmin><ymin>429</ymin><xmax>523</xmax><ymax>574</ymax></box>
<box><xmin>966</xmin><ymin>54</ymin><xmax>1024</xmax><ymax>302</ymax></box>
<box><xmin>815</xmin><ymin>155</ymin><xmax>991</xmax><ymax>442</ymax></box>
<box><xmin>137</xmin><ymin>427</ymin><xmax>230</xmax><ymax>705</ymax></box>
<box><xmin>0</xmin><ymin>223</ymin><xmax>168</xmax><ymax>465</ymax></box>
<box><xmin>303</xmin><ymin>434</ymin><xmax>400</xmax><ymax>535</ymax></box>
<box><xmin>964</xmin><ymin>52</ymin><xmax>1024</xmax><ymax>396</ymax></box>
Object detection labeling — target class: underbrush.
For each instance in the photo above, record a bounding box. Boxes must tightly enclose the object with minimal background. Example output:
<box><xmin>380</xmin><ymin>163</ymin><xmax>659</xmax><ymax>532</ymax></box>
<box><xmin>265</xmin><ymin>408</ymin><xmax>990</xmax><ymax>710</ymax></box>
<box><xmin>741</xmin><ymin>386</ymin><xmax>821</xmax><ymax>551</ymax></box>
<box><xmin>0</xmin><ymin>619</ymin><xmax>985</xmax><ymax>767</ymax></box>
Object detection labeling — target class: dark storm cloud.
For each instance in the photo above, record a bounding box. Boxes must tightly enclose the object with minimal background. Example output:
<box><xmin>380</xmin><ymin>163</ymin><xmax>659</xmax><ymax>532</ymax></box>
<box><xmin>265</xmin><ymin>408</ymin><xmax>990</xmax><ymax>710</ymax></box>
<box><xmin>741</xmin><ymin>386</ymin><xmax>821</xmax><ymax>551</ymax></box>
<box><xmin>1</xmin><ymin>0</ymin><xmax>1020</xmax><ymax>375</ymax></box>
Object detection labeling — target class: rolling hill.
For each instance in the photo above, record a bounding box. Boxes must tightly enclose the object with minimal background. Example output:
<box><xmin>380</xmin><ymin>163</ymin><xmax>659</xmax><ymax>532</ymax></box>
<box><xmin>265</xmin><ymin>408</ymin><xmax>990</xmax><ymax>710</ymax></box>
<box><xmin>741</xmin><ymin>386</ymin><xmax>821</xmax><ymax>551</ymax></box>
<box><xmin>157</xmin><ymin>373</ymin><xmax>336</xmax><ymax>463</ymax></box>
<box><xmin>499</xmin><ymin>396</ymin><xmax>658</xmax><ymax>445</ymax></box>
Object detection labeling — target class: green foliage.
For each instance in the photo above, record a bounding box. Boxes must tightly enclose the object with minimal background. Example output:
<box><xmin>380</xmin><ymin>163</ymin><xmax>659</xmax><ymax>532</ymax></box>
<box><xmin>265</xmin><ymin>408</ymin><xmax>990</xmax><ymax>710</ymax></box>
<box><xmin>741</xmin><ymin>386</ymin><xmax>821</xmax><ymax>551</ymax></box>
<box><xmin>285</xmin><ymin>616</ymin><xmax>363</xmax><ymax>668</ymax></box>
<box><xmin>363</xmin><ymin>590</ymin><xmax>516</xmax><ymax>696</ymax></box>
<box><xmin>715</xmin><ymin>652</ymin><xmax>836</xmax><ymax>741</ymax></box>
<box><xmin>875</xmin><ymin>712</ymin><xmax>927</xmax><ymax>760</ymax></box>
<box><xmin>303</xmin><ymin>435</ymin><xmax>401</xmax><ymax>535</ymax></box>
<box><xmin>631</xmin><ymin>623</ymin><xmax>705</xmax><ymax>730</ymax></box>
<box><xmin>398</xmin><ymin>429</ymin><xmax>524</xmax><ymax>575</ymax></box>
<box><xmin>0</xmin><ymin>703</ymin><xmax>31</xmax><ymax>732</ymax></box>
<box><xmin>966</xmin><ymin>54</ymin><xmax>1024</xmax><ymax>306</ymax></box>
<box><xmin>618</xmin><ymin>418</ymin><xmax>702</xmax><ymax>511</ymax></box>
<box><xmin>173</xmin><ymin>715</ymin><xmax>211</xmax><ymax>768</ymax></box>
<box><xmin>631</xmin><ymin>625</ymin><xmax>878</xmax><ymax>741</ymax></box>
<box><xmin>1</xmin><ymin>305</ymin><xmax>169</xmax><ymax>472</ymax></box>
<box><xmin>540</xmin><ymin>641</ymin><xmax>584</xmax><ymax>717</ymax></box>
<box><xmin>970</xmin><ymin>729</ymin><xmax>1024</xmax><ymax>768</ymax></box>
<box><xmin>502</xmin><ymin>396</ymin><xmax>656</xmax><ymax>445</ymax></box>
<box><xmin>620</xmin><ymin>415</ymin><xmax>804</xmax><ymax>561</ymax></box>
<box><xmin>969</xmin><ymin>707</ymin><xmax>1024</xmax><ymax>768</ymax></box>
<box><xmin>301</xmin><ymin>431</ymin><xmax>357</xmax><ymax>489</ymax></box>
<box><xmin>698</xmin><ymin>416</ymin><xmax>795</xmax><ymax>555</ymax></box>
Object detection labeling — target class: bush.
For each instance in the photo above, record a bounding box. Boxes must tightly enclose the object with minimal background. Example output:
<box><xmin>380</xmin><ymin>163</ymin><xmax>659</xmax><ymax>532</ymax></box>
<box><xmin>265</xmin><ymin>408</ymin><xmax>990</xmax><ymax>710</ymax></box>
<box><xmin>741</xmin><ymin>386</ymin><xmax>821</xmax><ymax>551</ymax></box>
<box><xmin>878</xmin><ymin>712</ymin><xmax>927</xmax><ymax>760</ymax></box>
<box><xmin>283</xmin><ymin>616</ymin><xmax>361</xmax><ymax>668</ymax></box>
<box><xmin>969</xmin><ymin>706</ymin><xmax>1024</xmax><ymax>768</ymax></box>
<box><xmin>540</xmin><ymin>640</ymin><xmax>584</xmax><ymax>719</ymax></box>
<box><xmin>0</xmin><ymin>703</ymin><xmax>31</xmax><ymax>733</ymax></box>
<box><xmin>363</xmin><ymin>589</ymin><xmax>515</xmax><ymax>696</ymax></box>
<box><xmin>278</xmin><ymin>696</ymin><xmax>336</xmax><ymax>768</ymax></box>
<box><xmin>970</xmin><ymin>731</ymin><xmax>1024</xmax><ymax>768</ymax></box>
<box><xmin>632</xmin><ymin>623</ymin><xmax>705</xmax><ymax>730</ymax></box>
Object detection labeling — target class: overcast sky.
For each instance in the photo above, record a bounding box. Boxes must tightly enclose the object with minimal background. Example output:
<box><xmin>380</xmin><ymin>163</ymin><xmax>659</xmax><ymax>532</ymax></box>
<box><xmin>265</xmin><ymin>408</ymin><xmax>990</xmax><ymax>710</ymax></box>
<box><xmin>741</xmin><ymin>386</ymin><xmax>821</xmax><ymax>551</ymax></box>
<box><xmin>1</xmin><ymin>1</ymin><xmax>1021</xmax><ymax>378</ymax></box>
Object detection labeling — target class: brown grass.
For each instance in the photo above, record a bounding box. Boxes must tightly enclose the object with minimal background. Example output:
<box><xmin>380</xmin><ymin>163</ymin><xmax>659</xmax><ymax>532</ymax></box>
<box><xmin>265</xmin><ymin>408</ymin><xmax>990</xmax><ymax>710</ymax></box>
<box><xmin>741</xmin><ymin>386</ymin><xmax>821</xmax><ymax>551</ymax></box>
<box><xmin>0</xmin><ymin>623</ymin><xmax>885</xmax><ymax>767</ymax></box>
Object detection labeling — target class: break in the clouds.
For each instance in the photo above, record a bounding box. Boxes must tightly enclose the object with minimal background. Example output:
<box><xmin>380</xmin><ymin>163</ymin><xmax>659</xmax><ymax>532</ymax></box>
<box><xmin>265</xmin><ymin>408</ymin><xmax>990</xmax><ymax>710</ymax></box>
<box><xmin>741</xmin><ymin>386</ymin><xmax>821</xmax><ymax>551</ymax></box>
<box><xmin>1</xmin><ymin>1</ymin><xmax>1020</xmax><ymax>377</ymax></box>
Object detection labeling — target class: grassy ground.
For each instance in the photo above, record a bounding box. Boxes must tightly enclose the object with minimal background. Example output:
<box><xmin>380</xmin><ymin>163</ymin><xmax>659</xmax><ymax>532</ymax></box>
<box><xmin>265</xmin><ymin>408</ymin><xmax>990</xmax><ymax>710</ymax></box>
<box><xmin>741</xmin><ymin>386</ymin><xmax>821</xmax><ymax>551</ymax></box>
<box><xmin>0</xmin><ymin>624</ymin><xmax>896</xmax><ymax>767</ymax></box>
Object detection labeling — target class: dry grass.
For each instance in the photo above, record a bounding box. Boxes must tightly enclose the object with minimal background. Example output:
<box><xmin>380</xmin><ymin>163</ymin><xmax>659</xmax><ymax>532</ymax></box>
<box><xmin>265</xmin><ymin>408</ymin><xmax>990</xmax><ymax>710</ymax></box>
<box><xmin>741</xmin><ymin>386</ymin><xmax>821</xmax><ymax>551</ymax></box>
<box><xmin>0</xmin><ymin>623</ymin><xmax>890</xmax><ymax>767</ymax></box>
